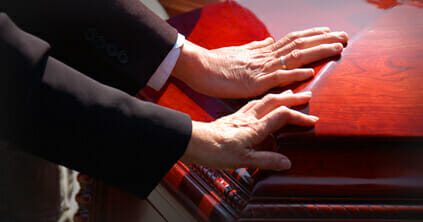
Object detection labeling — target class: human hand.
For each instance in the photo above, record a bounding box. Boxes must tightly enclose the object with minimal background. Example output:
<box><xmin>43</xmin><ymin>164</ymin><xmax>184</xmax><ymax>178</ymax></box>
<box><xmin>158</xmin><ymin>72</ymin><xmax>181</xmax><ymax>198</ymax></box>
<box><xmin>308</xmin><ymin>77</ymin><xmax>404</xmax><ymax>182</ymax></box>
<box><xmin>173</xmin><ymin>27</ymin><xmax>348</xmax><ymax>98</ymax></box>
<box><xmin>180</xmin><ymin>90</ymin><xmax>317</xmax><ymax>170</ymax></box>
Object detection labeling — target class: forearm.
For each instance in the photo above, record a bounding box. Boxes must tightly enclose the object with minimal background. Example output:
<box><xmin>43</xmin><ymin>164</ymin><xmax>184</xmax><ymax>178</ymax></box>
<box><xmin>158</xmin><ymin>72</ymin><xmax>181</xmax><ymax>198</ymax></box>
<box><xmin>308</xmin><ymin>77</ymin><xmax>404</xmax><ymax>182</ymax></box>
<box><xmin>30</xmin><ymin>57</ymin><xmax>192</xmax><ymax>198</ymax></box>
<box><xmin>180</xmin><ymin>121</ymin><xmax>219</xmax><ymax>166</ymax></box>
<box><xmin>172</xmin><ymin>41</ymin><xmax>211</xmax><ymax>84</ymax></box>
<box><xmin>4</xmin><ymin>0</ymin><xmax>178</xmax><ymax>95</ymax></box>
<box><xmin>0</xmin><ymin>14</ymin><xmax>192</xmax><ymax>198</ymax></box>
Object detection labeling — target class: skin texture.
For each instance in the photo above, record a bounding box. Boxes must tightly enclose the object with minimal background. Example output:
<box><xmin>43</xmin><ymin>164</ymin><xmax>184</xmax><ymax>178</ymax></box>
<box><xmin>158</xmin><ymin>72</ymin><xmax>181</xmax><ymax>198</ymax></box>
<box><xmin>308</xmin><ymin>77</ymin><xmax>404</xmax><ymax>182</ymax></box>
<box><xmin>175</xmin><ymin>27</ymin><xmax>348</xmax><ymax>170</ymax></box>
<box><xmin>173</xmin><ymin>27</ymin><xmax>348</xmax><ymax>98</ymax></box>
<box><xmin>180</xmin><ymin>90</ymin><xmax>318</xmax><ymax>171</ymax></box>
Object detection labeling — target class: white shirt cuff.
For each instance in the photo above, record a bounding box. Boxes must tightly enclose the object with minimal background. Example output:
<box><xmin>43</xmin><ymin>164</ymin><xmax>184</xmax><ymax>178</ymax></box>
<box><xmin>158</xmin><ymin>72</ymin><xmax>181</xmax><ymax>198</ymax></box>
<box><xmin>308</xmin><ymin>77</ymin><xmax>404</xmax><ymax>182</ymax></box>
<box><xmin>146</xmin><ymin>33</ymin><xmax>185</xmax><ymax>90</ymax></box>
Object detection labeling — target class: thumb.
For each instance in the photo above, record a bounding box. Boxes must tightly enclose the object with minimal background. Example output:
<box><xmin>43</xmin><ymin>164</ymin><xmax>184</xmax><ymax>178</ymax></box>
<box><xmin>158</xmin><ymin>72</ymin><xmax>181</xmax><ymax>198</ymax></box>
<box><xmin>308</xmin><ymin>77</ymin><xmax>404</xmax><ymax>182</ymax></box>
<box><xmin>244</xmin><ymin>150</ymin><xmax>291</xmax><ymax>171</ymax></box>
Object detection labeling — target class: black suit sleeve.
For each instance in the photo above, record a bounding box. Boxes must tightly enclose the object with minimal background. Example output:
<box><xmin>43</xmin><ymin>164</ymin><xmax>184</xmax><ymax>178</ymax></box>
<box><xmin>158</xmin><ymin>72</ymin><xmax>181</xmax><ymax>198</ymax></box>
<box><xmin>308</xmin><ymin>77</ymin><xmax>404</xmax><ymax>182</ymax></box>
<box><xmin>0</xmin><ymin>13</ymin><xmax>191</xmax><ymax>198</ymax></box>
<box><xmin>4</xmin><ymin>0</ymin><xmax>178</xmax><ymax>95</ymax></box>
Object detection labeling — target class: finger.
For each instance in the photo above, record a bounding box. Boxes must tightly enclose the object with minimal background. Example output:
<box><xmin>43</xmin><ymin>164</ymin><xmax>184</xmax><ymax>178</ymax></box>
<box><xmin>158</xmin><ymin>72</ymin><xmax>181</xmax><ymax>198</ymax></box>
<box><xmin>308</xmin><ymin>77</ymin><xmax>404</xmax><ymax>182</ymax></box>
<box><xmin>244</xmin><ymin>37</ymin><xmax>275</xmax><ymax>49</ymax></box>
<box><xmin>237</xmin><ymin>89</ymin><xmax>294</xmax><ymax>114</ymax></box>
<box><xmin>281</xmin><ymin>89</ymin><xmax>294</xmax><ymax>95</ymax></box>
<box><xmin>243</xmin><ymin>150</ymin><xmax>291</xmax><ymax>171</ymax></box>
<box><xmin>272</xmin><ymin>43</ymin><xmax>344</xmax><ymax>70</ymax></box>
<box><xmin>275</xmin><ymin>31</ymin><xmax>348</xmax><ymax>57</ymax></box>
<box><xmin>250</xmin><ymin>91</ymin><xmax>312</xmax><ymax>118</ymax></box>
<box><xmin>238</xmin><ymin>99</ymin><xmax>260</xmax><ymax>113</ymax></box>
<box><xmin>257</xmin><ymin>68</ymin><xmax>315</xmax><ymax>90</ymax></box>
<box><xmin>258</xmin><ymin>106</ymin><xmax>318</xmax><ymax>136</ymax></box>
<box><xmin>270</xmin><ymin>27</ymin><xmax>331</xmax><ymax>50</ymax></box>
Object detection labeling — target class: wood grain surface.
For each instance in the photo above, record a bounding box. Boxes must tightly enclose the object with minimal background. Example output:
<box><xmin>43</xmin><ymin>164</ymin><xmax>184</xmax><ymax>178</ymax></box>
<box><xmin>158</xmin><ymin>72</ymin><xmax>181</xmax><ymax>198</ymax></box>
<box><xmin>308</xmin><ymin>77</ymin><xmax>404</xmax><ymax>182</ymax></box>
<box><xmin>78</xmin><ymin>1</ymin><xmax>423</xmax><ymax>221</ymax></box>
<box><xmin>308</xmin><ymin>5</ymin><xmax>423</xmax><ymax>138</ymax></box>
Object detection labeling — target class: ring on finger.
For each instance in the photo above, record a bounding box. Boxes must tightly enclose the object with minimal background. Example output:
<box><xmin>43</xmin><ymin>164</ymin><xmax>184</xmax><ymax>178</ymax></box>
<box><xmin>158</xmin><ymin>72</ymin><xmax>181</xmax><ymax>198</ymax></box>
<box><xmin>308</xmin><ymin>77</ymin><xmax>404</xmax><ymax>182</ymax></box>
<box><xmin>279</xmin><ymin>56</ymin><xmax>288</xmax><ymax>69</ymax></box>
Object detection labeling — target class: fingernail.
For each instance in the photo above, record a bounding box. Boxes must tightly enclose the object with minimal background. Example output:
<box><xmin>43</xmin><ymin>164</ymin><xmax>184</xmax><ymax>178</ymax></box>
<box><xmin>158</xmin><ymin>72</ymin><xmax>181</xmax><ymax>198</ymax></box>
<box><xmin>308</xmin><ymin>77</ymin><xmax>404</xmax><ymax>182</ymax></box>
<box><xmin>334</xmin><ymin>43</ymin><xmax>343</xmax><ymax>52</ymax></box>
<box><xmin>299</xmin><ymin>91</ymin><xmax>312</xmax><ymax>96</ymax></box>
<box><xmin>337</xmin><ymin>31</ymin><xmax>349</xmax><ymax>41</ymax></box>
<box><xmin>304</xmin><ymin>68</ymin><xmax>315</xmax><ymax>77</ymax></box>
<box><xmin>278</xmin><ymin>158</ymin><xmax>292</xmax><ymax>171</ymax></box>
<box><xmin>310</xmin><ymin>115</ymin><xmax>320</xmax><ymax>121</ymax></box>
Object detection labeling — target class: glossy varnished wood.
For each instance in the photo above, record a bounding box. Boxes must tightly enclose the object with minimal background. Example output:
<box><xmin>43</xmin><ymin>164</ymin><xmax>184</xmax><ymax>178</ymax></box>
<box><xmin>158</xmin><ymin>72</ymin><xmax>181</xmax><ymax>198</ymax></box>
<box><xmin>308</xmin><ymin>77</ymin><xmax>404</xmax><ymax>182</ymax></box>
<box><xmin>77</xmin><ymin>1</ymin><xmax>423</xmax><ymax>221</ymax></box>
<box><xmin>159</xmin><ymin>0</ymin><xmax>224</xmax><ymax>17</ymax></box>
<box><xmin>164</xmin><ymin>1</ymin><xmax>423</xmax><ymax>220</ymax></box>
<box><xmin>250</xmin><ymin>3</ymin><xmax>423</xmax><ymax>211</ymax></box>
<box><xmin>240</xmin><ymin>0</ymin><xmax>384</xmax><ymax>39</ymax></box>
<box><xmin>309</xmin><ymin>5</ymin><xmax>423</xmax><ymax>138</ymax></box>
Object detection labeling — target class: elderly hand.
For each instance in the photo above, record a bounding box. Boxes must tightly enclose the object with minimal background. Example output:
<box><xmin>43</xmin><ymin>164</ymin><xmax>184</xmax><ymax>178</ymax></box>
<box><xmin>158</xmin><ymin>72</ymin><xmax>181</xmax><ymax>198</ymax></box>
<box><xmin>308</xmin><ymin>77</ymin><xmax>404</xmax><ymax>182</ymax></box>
<box><xmin>173</xmin><ymin>27</ymin><xmax>348</xmax><ymax>98</ymax></box>
<box><xmin>181</xmin><ymin>90</ymin><xmax>317</xmax><ymax>170</ymax></box>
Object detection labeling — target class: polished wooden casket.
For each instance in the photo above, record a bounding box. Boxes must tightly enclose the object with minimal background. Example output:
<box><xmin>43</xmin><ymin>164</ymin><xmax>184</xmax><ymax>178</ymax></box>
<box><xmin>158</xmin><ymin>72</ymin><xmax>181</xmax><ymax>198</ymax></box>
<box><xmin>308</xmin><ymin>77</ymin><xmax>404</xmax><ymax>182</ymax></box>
<box><xmin>75</xmin><ymin>1</ymin><xmax>423</xmax><ymax>221</ymax></box>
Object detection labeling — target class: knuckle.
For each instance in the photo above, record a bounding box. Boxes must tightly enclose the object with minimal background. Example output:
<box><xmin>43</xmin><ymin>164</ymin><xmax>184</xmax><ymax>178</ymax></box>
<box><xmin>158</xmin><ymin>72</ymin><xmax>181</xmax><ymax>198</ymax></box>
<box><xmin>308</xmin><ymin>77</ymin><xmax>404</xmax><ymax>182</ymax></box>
<box><xmin>272</xmin><ymin>40</ymin><xmax>284</xmax><ymax>51</ymax></box>
<box><xmin>296</xmin><ymin>71</ymin><xmax>309</xmax><ymax>80</ymax></box>
<box><xmin>312</xmin><ymin>27</ymin><xmax>321</xmax><ymax>34</ymax></box>
<box><xmin>290</xmin><ymin>49</ymin><xmax>302</xmax><ymax>60</ymax></box>
<box><xmin>293</xmin><ymin>38</ymin><xmax>305</xmax><ymax>48</ymax></box>
<box><xmin>317</xmin><ymin>28</ymin><xmax>329</xmax><ymax>34</ymax></box>
<box><xmin>268</xmin><ymin>72</ymin><xmax>281</xmax><ymax>83</ymax></box>
<box><xmin>323</xmin><ymin>32</ymin><xmax>331</xmax><ymax>39</ymax></box>
<box><xmin>283</xmin><ymin>89</ymin><xmax>294</xmax><ymax>95</ymax></box>
<box><xmin>254</xmin><ymin>100</ymin><xmax>265</xmax><ymax>108</ymax></box>
<box><xmin>250</xmin><ymin>121</ymin><xmax>263</xmax><ymax>134</ymax></box>
<box><xmin>246</xmin><ymin>99</ymin><xmax>260</xmax><ymax>108</ymax></box>
<box><xmin>271</xmin><ymin>50</ymin><xmax>281</xmax><ymax>59</ymax></box>
<box><xmin>270</xmin><ymin>43</ymin><xmax>279</xmax><ymax>51</ymax></box>
<box><xmin>286</xmin><ymin>32</ymin><xmax>299</xmax><ymax>42</ymax></box>
<box><xmin>315</xmin><ymin>27</ymin><xmax>329</xmax><ymax>34</ymax></box>
<box><xmin>263</xmin><ymin>93</ymin><xmax>278</xmax><ymax>102</ymax></box>
<box><xmin>245</xmin><ymin>59</ymin><xmax>262</xmax><ymax>72</ymax></box>
<box><xmin>278</xmin><ymin>106</ymin><xmax>289</xmax><ymax>115</ymax></box>
<box><xmin>242</xmin><ymin>149</ymin><xmax>256</xmax><ymax>163</ymax></box>
<box><xmin>262</xmin><ymin>60</ymin><xmax>273</xmax><ymax>71</ymax></box>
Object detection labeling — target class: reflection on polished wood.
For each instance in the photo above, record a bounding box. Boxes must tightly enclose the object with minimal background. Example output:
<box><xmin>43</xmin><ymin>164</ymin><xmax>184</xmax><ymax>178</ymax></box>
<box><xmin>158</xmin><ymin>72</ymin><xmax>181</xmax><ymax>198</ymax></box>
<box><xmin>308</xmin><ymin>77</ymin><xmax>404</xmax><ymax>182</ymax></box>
<box><xmin>309</xmin><ymin>6</ymin><xmax>423</xmax><ymax>138</ymax></box>
<box><xmin>159</xmin><ymin>0</ymin><xmax>224</xmax><ymax>17</ymax></box>
<box><xmin>76</xmin><ymin>1</ymin><xmax>423</xmax><ymax>221</ymax></box>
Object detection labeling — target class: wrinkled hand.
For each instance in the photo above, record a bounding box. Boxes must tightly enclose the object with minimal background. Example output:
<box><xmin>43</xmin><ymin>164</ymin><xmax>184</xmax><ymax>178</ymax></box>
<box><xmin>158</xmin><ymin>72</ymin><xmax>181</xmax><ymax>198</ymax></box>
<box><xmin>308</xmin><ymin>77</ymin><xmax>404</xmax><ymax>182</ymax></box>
<box><xmin>173</xmin><ymin>27</ymin><xmax>348</xmax><ymax>98</ymax></box>
<box><xmin>181</xmin><ymin>90</ymin><xmax>317</xmax><ymax>170</ymax></box>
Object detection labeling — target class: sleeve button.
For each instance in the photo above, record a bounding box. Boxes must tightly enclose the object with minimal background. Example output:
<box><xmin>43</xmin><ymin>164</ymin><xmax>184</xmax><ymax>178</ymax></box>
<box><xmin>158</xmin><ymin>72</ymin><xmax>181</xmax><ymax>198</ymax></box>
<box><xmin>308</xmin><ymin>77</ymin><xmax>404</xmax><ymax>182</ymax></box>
<box><xmin>94</xmin><ymin>36</ymin><xmax>106</xmax><ymax>49</ymax></box>
<box><xmin>118</xmin><ymin>51</ymin><xmax>129</xmax><ymax>64</ymax></box>
<box><xmin>106</xmin><ymin>43</ymin><xmax>118</xmax><ymax>57</ymax></box>
<box><xmin>84</xmin><ymin>28</ymin><xmax>96</xmax><ymax>41</ymax></box>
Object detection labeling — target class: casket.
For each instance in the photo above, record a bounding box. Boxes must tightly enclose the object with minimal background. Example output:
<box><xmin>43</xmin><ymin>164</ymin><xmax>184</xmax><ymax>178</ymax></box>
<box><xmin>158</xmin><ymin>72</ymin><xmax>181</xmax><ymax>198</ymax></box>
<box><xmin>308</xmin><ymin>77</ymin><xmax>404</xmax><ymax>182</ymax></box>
<box><xmin>75</xmin><ymin>1</ymin><xmax>423</xmax><ymax>221</ymax></box>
